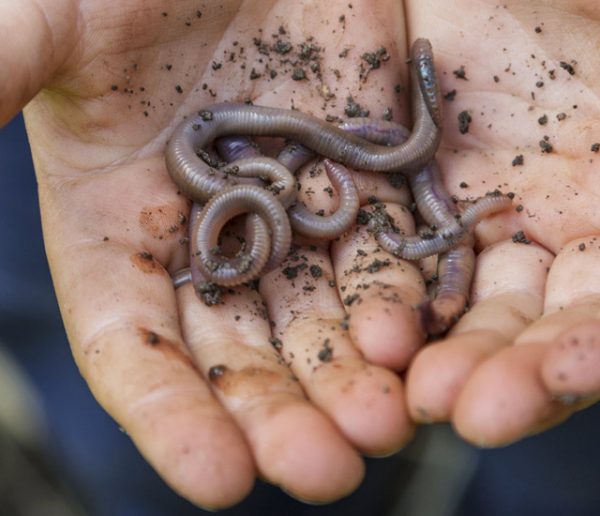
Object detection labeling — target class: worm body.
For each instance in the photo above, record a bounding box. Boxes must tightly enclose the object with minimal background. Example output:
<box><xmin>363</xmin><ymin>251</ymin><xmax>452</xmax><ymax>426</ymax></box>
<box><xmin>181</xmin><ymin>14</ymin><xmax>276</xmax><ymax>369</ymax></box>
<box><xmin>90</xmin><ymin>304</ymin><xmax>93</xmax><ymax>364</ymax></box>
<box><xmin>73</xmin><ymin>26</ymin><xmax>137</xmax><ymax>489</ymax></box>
<box><xmin>168</xmin><ymin>36</ymin><xmax>509</xmax><ymax>326</ymax></box>
<box><xmin>191</xmin><ymin>185</ymin><xmax>290</xmax><ymax>286</ymax></box>
<box><xmin>289</xmin><ymin>159</ymin><xmax>360</xmax><ymax>239</ymax></box>
<box><xmin>166</xmin><ymin>39</ymin><xmax>441</xmax><ymax>205</ymax></box>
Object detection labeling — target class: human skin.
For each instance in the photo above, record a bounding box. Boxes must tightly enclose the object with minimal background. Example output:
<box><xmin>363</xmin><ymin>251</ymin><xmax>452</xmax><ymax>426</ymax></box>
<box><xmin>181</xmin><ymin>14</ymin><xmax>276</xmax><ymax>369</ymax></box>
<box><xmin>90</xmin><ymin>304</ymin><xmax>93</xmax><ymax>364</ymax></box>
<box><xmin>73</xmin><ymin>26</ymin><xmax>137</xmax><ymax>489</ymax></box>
<box><xmin>1</xmin><ymin>0</ymin><xmax>599</xmax><ymax>509</ymax></box>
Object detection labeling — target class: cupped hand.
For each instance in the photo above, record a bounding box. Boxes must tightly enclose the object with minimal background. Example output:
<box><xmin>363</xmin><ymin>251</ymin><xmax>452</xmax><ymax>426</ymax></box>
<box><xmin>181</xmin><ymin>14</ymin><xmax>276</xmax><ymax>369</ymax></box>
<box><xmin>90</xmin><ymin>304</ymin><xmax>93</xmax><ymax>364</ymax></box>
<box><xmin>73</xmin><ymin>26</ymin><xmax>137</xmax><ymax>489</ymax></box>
<box><xmin>7</xmin><ymin>0</ymin><xmax>599</xmax><ymax>509</ymax></box>
<box><xmin>7</xmin><ymin>0</ymin><xmax>421</xmax><ymax>508</ymax></box>
<box><xmin>403</xmin><ymin>0</ymin><xmax>600</xmax><ymax>446</ymax></box>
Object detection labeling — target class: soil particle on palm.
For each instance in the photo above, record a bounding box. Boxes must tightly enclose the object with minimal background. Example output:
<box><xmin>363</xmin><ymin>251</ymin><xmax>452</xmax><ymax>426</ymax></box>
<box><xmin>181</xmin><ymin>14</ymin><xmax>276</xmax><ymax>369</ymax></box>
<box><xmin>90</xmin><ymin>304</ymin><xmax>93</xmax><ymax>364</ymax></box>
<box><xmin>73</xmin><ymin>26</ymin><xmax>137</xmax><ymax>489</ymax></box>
<box><xmin>512</xmin><ymin>154</ymin><xmax>524</xmax><ymax>166</ymax></box>
<box><xmin>457</xmin><ymin>110</ymin><xmax>472</xmax><ymax>134</ymax></box>
<box><xmin>453</xmin><ymin>65</ymin><xmax>467</xmax><ymax>80</ymax></box>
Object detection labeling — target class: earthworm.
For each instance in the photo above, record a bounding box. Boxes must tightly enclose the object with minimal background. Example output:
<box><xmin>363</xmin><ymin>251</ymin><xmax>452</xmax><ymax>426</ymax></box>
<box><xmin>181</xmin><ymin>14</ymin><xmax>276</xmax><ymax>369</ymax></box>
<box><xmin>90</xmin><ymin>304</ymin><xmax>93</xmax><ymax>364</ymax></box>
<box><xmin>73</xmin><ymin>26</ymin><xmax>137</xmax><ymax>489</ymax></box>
<box><xmin>215</xmin><ymin>136</ymin><xmax>297</xmax><ymax>206</ymax></box>
<box><xmin>172</xmin><ymin>267</ymin><xmax>192</xmax><ymax>288</ymax></box>
<box><xmin>190</xmin><ymin>184</ymin><xmax>289</xmax><ymax>287</ymax></box>
<box><xmin>419</xmin><ymin>239</ymin><xmax>476</xmax><ymax>335</ymax></box>
<box><xmin>339</xmin><ymin>119</ymin><xmax>455</xmax><ymax>228</ymax></box>
<box><xmin>288</xmin><ymin>159</ymin><xmax>360</xmax><ymax>239</ymax></box>
<box><xmin>165</xmin><ymin>38</ymin><xmax>441</xmax><ymax>206</ymax></box>
<box><xmin>219</xmin><ymin>135</ymin><xmax>361</xmax><ymax>238</ymax></box>
<box><xmin>340</xmin><ymin>118</ymin><xmax>511</xmax><ymax>334</ymax></box>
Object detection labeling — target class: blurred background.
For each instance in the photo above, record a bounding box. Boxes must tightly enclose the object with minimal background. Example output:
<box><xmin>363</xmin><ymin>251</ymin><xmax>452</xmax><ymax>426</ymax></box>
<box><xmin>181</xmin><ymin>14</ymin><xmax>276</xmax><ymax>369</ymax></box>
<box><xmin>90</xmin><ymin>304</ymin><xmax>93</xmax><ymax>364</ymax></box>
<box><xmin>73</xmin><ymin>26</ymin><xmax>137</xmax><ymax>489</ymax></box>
<box><xmin>1</xmin><ymin>113</ymin><xmax>599</xmax><ymax>516</ymax></box>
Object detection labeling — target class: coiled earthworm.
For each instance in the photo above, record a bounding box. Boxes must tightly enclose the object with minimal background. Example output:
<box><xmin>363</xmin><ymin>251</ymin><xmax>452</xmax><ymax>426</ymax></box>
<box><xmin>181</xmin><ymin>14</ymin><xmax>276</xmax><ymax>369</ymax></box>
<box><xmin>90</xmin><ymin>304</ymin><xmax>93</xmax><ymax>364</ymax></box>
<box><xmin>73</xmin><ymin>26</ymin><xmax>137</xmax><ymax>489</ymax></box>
<box><xmin>218</xmin><ymin>137</ymin><xmax>362</xmax><ymax>239</ymax></box>
<box><xmin>190</xmin><ymin>184</ymin><xmax>290</xmax><ymax>286</ymax></box>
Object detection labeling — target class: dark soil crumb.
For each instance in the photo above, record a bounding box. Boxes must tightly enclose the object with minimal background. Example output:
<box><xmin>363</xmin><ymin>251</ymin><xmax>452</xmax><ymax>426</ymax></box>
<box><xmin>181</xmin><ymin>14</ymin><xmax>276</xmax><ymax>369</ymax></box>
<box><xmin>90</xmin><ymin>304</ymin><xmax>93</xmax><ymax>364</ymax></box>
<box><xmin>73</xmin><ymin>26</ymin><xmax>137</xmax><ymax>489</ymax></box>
<box><xmin>282</xmin><ymin>263</ymin><xmax>307</xmax><ymax>280</ymax></box>
<box><xmin>317</xmin><ymin>338</ymin><xmax>334</xmax><ymax>362</ymax></box>
<box><xmin>195</xmin><ymin>282</ymin><xmax>222</xmax><ymax>306</ymax></box>
<box><xmin>343</xmin><ymin>293</ymin><xmax>360</xmax><ymax>306</ymax></box>
<box><xmin>272</xmin><ymin>40</ymin><xmax>292</xmax><ymax>54</ymax></box>
<box><xmin>591</xmin><ymin>143</ymin><xmax>600</xmax><ymax>153</ymax></box>
<box><xmin>534</xmin><ymin>26</ymin><xmax>542</xmax><ymax>33</ymax></box>
<box><xmin>556</xmin><ymin>112</ymin><xmax>567</xmax><ymax>121</ymax></box>
<box><xmin>444</xmin><ymin>89</ymin><xmax>457</xmax><ymax>101</ymax></box>
<box><xmin>538</xmin><ymin>114</ymin><xmax>548</xmax><ymax>125</ymax></box>
<box><xmin>291</xmin><ymin>67</ymin><xmax>307</xmax><ymax>80</ymax></box>
<box><xmin>512</xmin><ymin>154</ymin><xmax>524</xmax><ymax>166</ymax></box>
<box><xmin>535</xmin><ymin>80</ymin><xmax>544</xmax><ymax>88</ymax></box>
<box><xmin>453</xmin><ymin>65</ymin><xmax>468</xmax><ymax>80</ymax></box>
<box><xmin>175</xmin><ymin>85</ymin><xmax>183</xmax><ymax>93</ymax></box>
<box><xmin>340</xmin><ymin>315</ymin><xmax>350</xmax><ymax>331</ymax></box>
<box><xmin>578</xmin><ymin>243</ymin><xmax>586</xmax><ymax>251</ymax></box>
<box><xmin>559</xmin><ymin>61</ymin><xmax>576</xmax><ymax>75</ymax></box>
<box><xmin>512</xmin><ymin>230</ymin><xmax>531</xmax><ymax>244</ymax></box>
<box><xmin>360</xmin><ymin>47</ymin><xmax>390</xmax><ymax>80</ymax></box>
<box><xmin>345</xmin><ymin>96</ymin><xmax>369</xmax><ymax>117</ymax></box>
<box><xmin>539</xmin><ymin>137</ymin><xmax>553</xmax><ymax>153</ymax></box>
<box><xmin>493</xmin><ymin>75</ymin><xmax>500</xmax><ymax>83</ymax></box>
<box><xmin>516</xmin><ymin>204</ymin><xmax>524</xmax><ymax>212</ymax></box>
<box><xmin>199</xmin><ymin>110</ymin><xmax>214</xmax><ymax>121</ymax></box>
<box><xmin>269</xmin><ymin>337</ymin><xmax>283</xmax><ymax>351</ymax></box>
<box><xmin>365</xmin><ymin>258</ymin><xmax>391</xmax><ymax>273</ymax></box>
<box><xmin>356</xmin><ymin>208</ymin><xmax>371</xmax><ymax>225</ymax></box>
<box><xmin>309</xmin><ymin>264</ymin><xmax>323</xmax><ymax>278</ymax></box>
<box><xmin>457</xmin><ymin>110</ymin><xmax>472</xmax><ymax>134</ymax></box>
<box><xmin>361</xmin><ymin>47</ymin><xmax>389</xmax><ymax>70</ymax></box>
<box><xmin>459</xmin><ymin>181</ymin><xmax>469</xmax><ymax>188</ymax></box>
<box><xmin>382</xmin><ymin>107</ymin><xmax>393</xmax><ymax>121</ymax></box>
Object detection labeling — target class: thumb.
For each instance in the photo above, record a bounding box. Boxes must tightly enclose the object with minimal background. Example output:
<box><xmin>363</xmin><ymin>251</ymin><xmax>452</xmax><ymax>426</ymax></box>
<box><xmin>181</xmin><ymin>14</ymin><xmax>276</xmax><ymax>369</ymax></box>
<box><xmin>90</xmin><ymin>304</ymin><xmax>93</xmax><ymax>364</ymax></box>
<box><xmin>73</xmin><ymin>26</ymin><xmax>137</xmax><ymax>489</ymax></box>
<box><xmin>0</xmin><ymin>0</ymin><xmax>78</xmax><ymax>126</ymax></box>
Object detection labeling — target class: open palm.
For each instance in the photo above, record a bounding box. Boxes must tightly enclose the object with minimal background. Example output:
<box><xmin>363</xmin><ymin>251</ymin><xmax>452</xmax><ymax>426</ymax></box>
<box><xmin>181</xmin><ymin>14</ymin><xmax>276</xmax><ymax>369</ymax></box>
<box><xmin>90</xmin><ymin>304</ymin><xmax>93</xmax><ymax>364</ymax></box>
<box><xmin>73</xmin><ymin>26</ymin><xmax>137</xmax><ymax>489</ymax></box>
<box><xmin>5</xmin><ymin>0</ymin><xmax>599</xmax><ymax>509</ymax></box>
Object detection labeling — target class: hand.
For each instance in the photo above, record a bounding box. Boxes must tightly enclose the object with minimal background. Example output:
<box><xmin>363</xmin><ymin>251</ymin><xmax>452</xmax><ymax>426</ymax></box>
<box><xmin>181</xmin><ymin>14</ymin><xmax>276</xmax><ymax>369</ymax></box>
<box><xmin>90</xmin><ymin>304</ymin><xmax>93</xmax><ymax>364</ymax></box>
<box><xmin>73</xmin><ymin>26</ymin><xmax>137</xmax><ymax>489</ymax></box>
<box><xmin>403</xmin><ymin>0</ymin><xmax>600</xmax><ymax>446</ymax></box>
<box><xmin>8</xmin><ymin>0</ymin><xmax>419</xmax><ymax>508</ymax></box>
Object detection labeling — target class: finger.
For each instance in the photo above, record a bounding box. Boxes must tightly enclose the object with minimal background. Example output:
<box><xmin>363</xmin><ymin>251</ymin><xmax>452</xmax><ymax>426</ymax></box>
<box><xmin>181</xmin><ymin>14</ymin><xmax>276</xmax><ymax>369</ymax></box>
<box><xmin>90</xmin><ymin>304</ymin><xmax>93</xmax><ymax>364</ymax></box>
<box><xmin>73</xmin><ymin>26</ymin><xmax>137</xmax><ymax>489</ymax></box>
<box><xmin>536</xmin><ymin>237</ymin><xmax>600</xmax><ymax>399</ymax></box>
<box><xmin>260</xmin><ymin>244</ymin><xmax>414</xmax><ymax>457</ymax></box>
<box><xmin>50</xmin><ymin>239</ymin><xmax>256</xmax><ymax>509</ymax></box>
<box><xmin>541</xmin><ymin>320</ymin><xmax>600</xmax><ymax>401</ymax></box>
<box><xmin>177</xmin><ymin>281</ymin><xmax>365</xmax><ymax>503</ymax></box>
<box><xmin>0</xmin><ymin>1</ymin><xmax>78</xmax><ymax>124</ymax></box>
<box><xmin>407</xmin><ymin>240</ymin><xmax>553</xmax><ymax>423</ymax></box>
<box><xmin>453</xmin><ymin>237</ymin><xmax>600</xmax><ymax>446</ymax></box>
<box><xmin>331</xmin><ymin>203</ymin><xmax>427</xmax><ymax>370</ymax></box>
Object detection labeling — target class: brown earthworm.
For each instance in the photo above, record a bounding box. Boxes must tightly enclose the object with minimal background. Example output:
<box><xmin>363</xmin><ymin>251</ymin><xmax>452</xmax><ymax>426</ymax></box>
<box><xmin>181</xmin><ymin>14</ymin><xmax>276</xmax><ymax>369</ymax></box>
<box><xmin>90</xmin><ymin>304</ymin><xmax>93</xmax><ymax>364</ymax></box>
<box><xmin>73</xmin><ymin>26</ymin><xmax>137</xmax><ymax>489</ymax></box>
<box><xmin>167</xmin><ymin>38</ymin><xmax>443</xmax><ymax>290</ymax></box>
<box><xmin>419</xmin><ymin>239</ymin><xmax>476</xmax><ymax>335</ymax></box>
<box><xmin>288</xmin><ymin>159</ymin><xmax>360</xmax><ymax>239</ymax></box>
<box><xmin>339</xmin><ymin>119</ymin><xmax>455</xmax><ymax>228</ymax></box>
<box><xmin>340</xmin><ymin>118</ymin><xmax>511</xmax><ymax>334</ymax></box>
<box><xmin>190</xmin><ymin>184</ymin><xmax>289</xmax><ymax>287</ymax></box>
<box><xmin>165</xmin><ymin>38</ymin><xmax>441</xmax><ymax>205</ymax></box>
<box><xmin>218</xmin><ymin>138</ymin><xmax>361</xmax><ymax>239</ymax></box>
